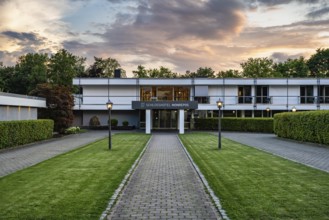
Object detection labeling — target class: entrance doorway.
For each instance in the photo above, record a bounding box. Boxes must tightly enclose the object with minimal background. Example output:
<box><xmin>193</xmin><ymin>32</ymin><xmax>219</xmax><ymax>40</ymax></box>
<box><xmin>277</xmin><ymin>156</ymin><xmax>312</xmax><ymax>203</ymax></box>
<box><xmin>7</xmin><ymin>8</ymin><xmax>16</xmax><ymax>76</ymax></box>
<box><xmin>152</xmin><ymin>110</ymin><xmax>177</xmax><ymax>129</ymax></box>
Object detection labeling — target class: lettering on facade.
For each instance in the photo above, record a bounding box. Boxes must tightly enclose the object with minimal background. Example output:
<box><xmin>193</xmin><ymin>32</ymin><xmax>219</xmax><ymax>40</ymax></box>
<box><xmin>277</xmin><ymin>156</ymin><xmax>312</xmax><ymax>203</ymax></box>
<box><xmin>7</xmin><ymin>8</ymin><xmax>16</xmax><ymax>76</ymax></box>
<box><xmin>132</xmin><ymin>101</ymin><xmax>198</xmax><ymax>109</ymax></box>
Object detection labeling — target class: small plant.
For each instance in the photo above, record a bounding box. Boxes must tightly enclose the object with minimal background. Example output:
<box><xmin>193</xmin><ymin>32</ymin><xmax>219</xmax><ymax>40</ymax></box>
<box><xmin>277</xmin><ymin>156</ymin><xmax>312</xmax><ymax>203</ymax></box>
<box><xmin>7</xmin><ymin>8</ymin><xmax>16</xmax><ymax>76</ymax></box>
<box><xmin>110</xmin><ymin>118</ymin><xmax>118</xmax><ymax>126</ymax></box>
<box><xmin>122</xmin><ymin>120</ymin><xmax>129</xmax><ymax>126</ymax></box>
<box><xmin>89</xmin><ymin>116</ymin><xmax>100</xmax><ymax>126</ymax></box>
<box><xmin>65</xmin><ymin>126</ymin><xmax>80</xmax><ymax>134</ymax></box>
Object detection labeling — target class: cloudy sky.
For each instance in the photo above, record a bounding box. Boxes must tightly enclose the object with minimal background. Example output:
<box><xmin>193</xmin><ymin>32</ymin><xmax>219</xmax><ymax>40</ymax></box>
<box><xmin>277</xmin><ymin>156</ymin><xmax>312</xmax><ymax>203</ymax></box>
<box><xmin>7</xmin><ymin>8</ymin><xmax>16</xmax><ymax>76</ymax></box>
<box><xmin>0</xmin><ymin>0</ymin><xmax>328</xmax><ymax>76</ymax></box>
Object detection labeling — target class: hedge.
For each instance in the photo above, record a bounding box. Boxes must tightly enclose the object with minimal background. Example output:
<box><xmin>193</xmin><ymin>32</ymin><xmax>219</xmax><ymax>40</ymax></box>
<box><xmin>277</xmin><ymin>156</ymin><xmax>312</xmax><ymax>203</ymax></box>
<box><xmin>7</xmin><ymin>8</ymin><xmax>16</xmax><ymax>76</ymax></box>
<box><xmin>194</xmin><ymin>117</ymin><xmax>273</xmax><ymax>133</ymax></box>
<box><xmin>274</xmin><ymin>111</ymin><xmax>329</xmax><ymax>145</ymax></box>
<box><xmin>0</xmin><ymin>120</ymin><xmax>54</xmax><ymax>150</ymax></box>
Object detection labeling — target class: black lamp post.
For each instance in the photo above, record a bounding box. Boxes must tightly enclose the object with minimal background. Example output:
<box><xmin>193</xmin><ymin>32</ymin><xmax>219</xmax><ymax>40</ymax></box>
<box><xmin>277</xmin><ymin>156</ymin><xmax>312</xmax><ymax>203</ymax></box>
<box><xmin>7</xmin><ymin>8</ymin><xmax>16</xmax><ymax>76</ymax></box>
<box><xmin>106</xmin><ymin>100</ymin><xmax>113</xmax><ymax>150</ymax></box>
<box><xmin>266</xmin><ymin>107</ymin><xmax>270</xmax><ymax>117</ymax></box>
<box><xmin>216</xmin><ymin>98</ymin><xmax>223</xmax><ymax>150</ymax></box>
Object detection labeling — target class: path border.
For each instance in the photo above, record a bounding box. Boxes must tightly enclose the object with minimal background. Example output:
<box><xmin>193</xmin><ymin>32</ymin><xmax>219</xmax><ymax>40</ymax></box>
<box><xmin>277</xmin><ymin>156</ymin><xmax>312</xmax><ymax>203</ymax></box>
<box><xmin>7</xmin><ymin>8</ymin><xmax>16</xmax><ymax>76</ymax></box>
<box><xmin>177</xmin><ymin>135</ymin><xmax>230</xmax><ymax>220</ymax></box>
<box><xmin>99</xmin><ymin>135</ymin><xmax>153</xmax><ymax>220</ymax></box>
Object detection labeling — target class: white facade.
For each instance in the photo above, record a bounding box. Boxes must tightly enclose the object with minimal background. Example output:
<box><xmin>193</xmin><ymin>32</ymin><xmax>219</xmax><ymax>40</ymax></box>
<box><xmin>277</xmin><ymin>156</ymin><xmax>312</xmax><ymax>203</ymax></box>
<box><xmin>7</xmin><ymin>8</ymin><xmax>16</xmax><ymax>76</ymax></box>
<box><xmin>73</xmin><ymin>78</ymin><xmax>329</xmax><ymax>133</ymax></box>
<box><xmin>0</xmin><ymin>92</ymin><xmax>46</xmax><ymax>121</ymax></box>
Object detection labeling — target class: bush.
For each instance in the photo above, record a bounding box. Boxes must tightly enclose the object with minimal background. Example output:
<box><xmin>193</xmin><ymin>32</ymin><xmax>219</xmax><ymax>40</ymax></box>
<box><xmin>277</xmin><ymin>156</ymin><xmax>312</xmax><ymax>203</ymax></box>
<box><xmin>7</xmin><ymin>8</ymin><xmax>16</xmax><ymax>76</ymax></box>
<box><xmin>89</xmin><ymin>116</ymin><xmax>100</xmax><ymax>126</ymax></box>
<box><xmin>0</xmin><ymin>120</ymin><xmax>54</xmax><ymax>149</ymax></box>
<box><xmin>64</xmin><ymin>126</ymin><xmax>80</xmax><ymax>134</ymax></box>
<box><xmin>274</xmin><ymin>111</ymin><xmax>329</xmax><ymax>145</ymax></box>
<box><xmin>194</xmin><ymin>117</ymin><xmax>273</xmax><ymax>133</ymax></box>
<box><xmin>122</xmin><ymin>120</ymin><xmax>129</xmax><ymax>126</ymax></box>
<box><xmin>111</xmin><ymin>118</ymin><xmax>118</xmax><ymax>126</ymax></box>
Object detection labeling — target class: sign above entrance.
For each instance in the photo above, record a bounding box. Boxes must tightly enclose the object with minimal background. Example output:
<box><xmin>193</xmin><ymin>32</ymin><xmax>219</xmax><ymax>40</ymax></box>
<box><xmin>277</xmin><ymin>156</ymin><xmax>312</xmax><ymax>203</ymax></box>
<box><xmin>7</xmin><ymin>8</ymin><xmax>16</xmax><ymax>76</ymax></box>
<box><xmin>132</xmin><ymin>101</ymin><xmax>198</xmax><ymax>109</ymax></box>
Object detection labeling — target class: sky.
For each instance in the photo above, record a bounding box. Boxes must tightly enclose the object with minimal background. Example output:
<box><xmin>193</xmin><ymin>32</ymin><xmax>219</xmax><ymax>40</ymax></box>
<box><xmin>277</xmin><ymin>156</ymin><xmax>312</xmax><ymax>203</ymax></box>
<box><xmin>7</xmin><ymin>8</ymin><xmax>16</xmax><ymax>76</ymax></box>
<box><xmin>0</xmin><ymin>0</ymin><xmax>328</xmax><ymax>77</ymax></box>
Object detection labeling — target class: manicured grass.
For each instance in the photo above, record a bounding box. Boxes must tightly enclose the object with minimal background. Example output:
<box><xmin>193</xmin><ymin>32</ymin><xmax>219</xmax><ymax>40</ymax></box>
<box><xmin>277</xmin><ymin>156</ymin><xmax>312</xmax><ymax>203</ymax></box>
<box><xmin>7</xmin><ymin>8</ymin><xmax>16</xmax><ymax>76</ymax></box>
<box><xmin>0</xmin><ymin>133</ymin><xmax>150</xmax><ymax>220</ymax></box>
<box><xmin>179</xmin><ymin>133</ymin><xmax>329</xmax><ymax>220</ymax></box>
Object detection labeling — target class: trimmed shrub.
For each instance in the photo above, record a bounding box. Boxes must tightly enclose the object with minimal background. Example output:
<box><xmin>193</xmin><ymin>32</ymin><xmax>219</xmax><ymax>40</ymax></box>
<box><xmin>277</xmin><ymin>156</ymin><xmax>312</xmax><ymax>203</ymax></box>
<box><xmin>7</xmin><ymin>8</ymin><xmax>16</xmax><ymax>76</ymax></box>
<box><xmin>89</xmin><ymin>116</ymin><xmax>100</xmax><ymax>126</ymax></box>
<box><xmin>122</xmin><ymin>120</ymin><xmax>129</xmax><ymax>126</ymax></box>
<box><xmin>111</xmin><ymin>118</ymin><xmax>118</xmax><ymax>126</ymax></box>
<box><xmin>274</xmin><ymin>111</ymin><xmax>329</xmax><ymax>145</ymax></box>
<box><xmin>194</xmin><ymin>117</ymin><xmax>273</xmax><ymax>133</ymax></box>
<box><xmin>65</xmin><ymin>126</ymin><xmax>80</xmax><ymax>134</ymax></box>
<box><xmin>0</xmin><ymin>120</ymin><xmax>54</xmax><ymax>149</ymax></box>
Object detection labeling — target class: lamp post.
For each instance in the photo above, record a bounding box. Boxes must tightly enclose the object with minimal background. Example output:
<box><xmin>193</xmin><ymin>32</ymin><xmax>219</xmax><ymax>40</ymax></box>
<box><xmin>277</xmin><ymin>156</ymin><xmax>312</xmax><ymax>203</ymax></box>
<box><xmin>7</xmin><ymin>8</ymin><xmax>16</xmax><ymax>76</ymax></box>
<box><xmin>106</xmin><ymin>100</ymin><xmax>113</xmax><ymax>150</ymax></box>
<box><xmin>292</xmin><ymin>106</ymin><xmax>297</xmax><ymax>112</ymax></box>
<box><xmin>266</xmin><ymin>107</ymin><xmax>270</xmax><ymax>117</ymax></box>
<box><xmin>216</xmin><ymin>98</ymin><xmax>223</xmax><ymax>150</ymax></box>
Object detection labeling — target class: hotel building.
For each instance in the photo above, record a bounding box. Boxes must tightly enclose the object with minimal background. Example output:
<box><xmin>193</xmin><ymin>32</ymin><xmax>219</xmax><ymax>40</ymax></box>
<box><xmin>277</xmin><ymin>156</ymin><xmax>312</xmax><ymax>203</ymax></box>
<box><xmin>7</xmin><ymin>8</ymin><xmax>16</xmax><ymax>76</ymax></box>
<box><xmin>72</xmin><ymin>77</ymin><xmax>329</xmax><ymax>134</ymax></box>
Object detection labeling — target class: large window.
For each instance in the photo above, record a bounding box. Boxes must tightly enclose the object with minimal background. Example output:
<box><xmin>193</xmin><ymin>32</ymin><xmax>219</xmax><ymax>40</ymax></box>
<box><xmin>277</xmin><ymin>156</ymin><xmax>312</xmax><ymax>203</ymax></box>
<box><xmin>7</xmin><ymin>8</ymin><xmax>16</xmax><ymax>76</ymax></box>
<box><xmin>140</xmin><ymin>86</ymin><xmax>189</xmax><ymax>101</ymax></box>
<box><xmin>238</xmin><ymin>86</ymin><xmax>252</xmax><ymax>104</ymax></box>
<box><xmin>300</xmin><ymin>86</ymin><xmax>314</xmax><ymax>104</ymax></box>
<box><xmin>318</xmin><ymin>86</ymin><xmax>329</xmax><ymax>103</ymax></box>
<box><xmin>256</xmin><ymin>86</ymin><xmax>270</xmax><ymax>104</ymax></box>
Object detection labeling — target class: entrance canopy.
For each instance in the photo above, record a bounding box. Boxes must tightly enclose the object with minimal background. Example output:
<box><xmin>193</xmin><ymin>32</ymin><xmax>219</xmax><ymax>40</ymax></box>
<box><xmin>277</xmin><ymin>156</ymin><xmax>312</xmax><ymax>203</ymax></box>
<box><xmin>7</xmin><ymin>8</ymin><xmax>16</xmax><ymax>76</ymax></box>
<box><xmin>132</xmin><ymin>101</ymin><xmax>198</xmax><ymax>110</ymax></box>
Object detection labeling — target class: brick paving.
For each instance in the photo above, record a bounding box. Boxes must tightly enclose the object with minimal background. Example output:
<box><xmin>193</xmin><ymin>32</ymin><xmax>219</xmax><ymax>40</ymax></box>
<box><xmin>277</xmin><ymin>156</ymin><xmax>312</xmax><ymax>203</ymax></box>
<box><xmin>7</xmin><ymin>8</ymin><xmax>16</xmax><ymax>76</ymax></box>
<box><xmin>222</xmin><ymin>132</ymin><xmax>329</xmax><ymax>173</ymax></box>
<box><xmin>0</xmin><ymin>130</ymin><xmax>108</xmax><ymax>177</ymax></box>
<box><xmin>107</xmin><ymin>134</ymin><xmax>221</xmax><ymax>220</ymax></box>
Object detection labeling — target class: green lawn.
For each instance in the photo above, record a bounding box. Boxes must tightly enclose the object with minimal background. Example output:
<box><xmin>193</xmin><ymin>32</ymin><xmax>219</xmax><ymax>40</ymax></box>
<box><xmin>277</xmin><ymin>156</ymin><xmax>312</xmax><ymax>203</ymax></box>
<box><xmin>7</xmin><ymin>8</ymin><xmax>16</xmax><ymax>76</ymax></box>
<box><xmin>179</xmin><ymin>133</ymin><xmax>329</xmax><ymax>220</ymax></box>
<box><xmin>0</xmin><ymin>133</ymin><xmax>150</xmax><ymax>220</ymax></box>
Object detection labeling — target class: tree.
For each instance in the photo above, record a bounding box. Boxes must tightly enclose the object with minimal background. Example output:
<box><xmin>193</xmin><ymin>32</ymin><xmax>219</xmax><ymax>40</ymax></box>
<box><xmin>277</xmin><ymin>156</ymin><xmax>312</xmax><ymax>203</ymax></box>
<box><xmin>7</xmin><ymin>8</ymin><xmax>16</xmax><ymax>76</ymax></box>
<box><xmin>184</xmin><ymin>67</ymin><xmax>216</xmax><ymax>78</ymax></box>
<box><xmin>0</xmin><ymin>65</ymin><xmax>15</xmax><ymax>92</ymax></box>
<box><xmin>48</xmin><ymin>49</ymin><xmax>86</xmax><ymax>87</ymax></box>
<box><xmin>273</xmin><ymin>57</ymin><xmax>309</xmax><ymax>78</ymax></box>
<box><xmin>307</xmin><ymin>48</ymin><xmax>329</xmax><ymax>77</ymax></box>
<box><xmin>217</xmin><ymin>69</ymin><xmax>242</xmax><ymax>78</ymax></box>
<box><xmin>133</xmin><ymin>65</ymin><xmax>148</xmax><ymax>78</ymax></box>
<box><xmin>30</xmin><ymin>83</ymin><xmax>74</xmax><ymax>133</ymax></box>
<box><xmin>241</xmin><ymin>57</ymin><xmax>274</xmax><ymax>78</ymax></box>
<box><xmin>85</xmin><ymin>56</ymin><xmax>126</xmax><ymax>78</ymax></box>
<box><xmin>14</xmin><ymin>53</ymin><xmax>48</xmax><ymax>94</ymax></box>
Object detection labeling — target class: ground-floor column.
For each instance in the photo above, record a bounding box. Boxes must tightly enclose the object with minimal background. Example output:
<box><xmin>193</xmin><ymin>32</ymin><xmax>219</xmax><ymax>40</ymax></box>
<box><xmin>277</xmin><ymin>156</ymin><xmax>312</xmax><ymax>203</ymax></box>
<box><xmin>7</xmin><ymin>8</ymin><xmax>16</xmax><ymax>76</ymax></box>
<box><xmin>178</xmin><ymin>109</ymin><xmax>184</xmax><ymax>134</ymax></box>
<box><xmin>146</xmin><ymin>109</ymin><xmax>151</xmax><ymax>134</ymax></box>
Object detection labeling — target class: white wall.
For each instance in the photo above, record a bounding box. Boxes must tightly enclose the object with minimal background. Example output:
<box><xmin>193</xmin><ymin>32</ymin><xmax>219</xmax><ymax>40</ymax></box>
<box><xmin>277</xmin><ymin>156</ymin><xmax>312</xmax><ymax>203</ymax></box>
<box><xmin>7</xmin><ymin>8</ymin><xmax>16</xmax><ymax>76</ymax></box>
<box><xmin>0</xmin><ymin>106</ymin><xmax>38</xmax><ymax>121</ymax></box>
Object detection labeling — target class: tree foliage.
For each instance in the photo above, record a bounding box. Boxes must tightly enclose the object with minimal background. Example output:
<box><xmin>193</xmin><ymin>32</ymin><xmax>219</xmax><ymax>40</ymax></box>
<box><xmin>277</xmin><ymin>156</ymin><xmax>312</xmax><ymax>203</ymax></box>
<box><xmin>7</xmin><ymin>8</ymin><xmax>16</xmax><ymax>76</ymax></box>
<box><xmin>85</xmin><ymin>56</ymin><xmax>126</xmax><ymax>78</ymax></box>
<box><xmin>30</xmin><ymin>83</ymin><xmax>74</xmax><ymax>133</ymax></box>
<box><xmin>241</xmin><ymin>57</ymin><xmax>274</xmax><ymax>78</ymax></box>
<box><xmin>183</xmin><ymin>67</ymin><xmax>215</xmax><ymax>78</ymax></box>
<box><xmin>217</xmin><ymin>69</ymin><xmax>242</xmax><ymax>78</ymax></box>
<box><xmin>273</xmin><ymin>57</ymin><xmax>309</xmax><ymax>78</ymax></box>
<box><xmin>48</xmin><ymin>49</ymin><xmax>86</xmax><ymax>87</ymax></box>
<box><xmin>307</xmin><ymin>48</ymin><xmax>329</xmax><ymax>77</ymax></box>
<box><xmin>132</xmin><ymin>65</ymin><xmax>177</xmax><ymax>78</ymax></box>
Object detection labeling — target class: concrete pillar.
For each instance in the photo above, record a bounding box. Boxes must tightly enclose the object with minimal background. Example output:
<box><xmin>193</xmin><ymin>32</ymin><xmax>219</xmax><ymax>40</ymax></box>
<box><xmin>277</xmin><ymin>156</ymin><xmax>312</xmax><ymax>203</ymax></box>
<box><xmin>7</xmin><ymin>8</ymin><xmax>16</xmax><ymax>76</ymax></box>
<box><xmin>146</xmin><ymin>109</ymin><xmax>151</xmax><ymax>134</ymax></box>
<box><xmin>179</xmin><ymin>109</ymin><xmax>184</xmax><ymax>134</ymax></box>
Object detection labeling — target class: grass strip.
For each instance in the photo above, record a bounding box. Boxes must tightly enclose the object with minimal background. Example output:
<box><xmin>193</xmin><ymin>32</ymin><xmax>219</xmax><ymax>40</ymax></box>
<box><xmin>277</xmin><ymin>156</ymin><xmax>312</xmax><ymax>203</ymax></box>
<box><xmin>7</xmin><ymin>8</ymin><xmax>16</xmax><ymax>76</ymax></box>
<box><xmin>0</xmin><ymin>133</ymin><xmax>150</xmax><ymax>220</ymax></box>
<box><xmin>179</xmin><ymin>133</ymin><xmax>329</xmax><ymax>220</ymax></box>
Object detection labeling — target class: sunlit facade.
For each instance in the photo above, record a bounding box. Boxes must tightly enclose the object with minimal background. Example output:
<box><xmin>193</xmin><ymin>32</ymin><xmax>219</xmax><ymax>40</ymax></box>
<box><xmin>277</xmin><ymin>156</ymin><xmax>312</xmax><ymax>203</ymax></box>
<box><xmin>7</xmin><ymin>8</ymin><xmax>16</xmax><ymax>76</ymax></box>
<box><xmin>73</xmin><ymin>78</ymin><xmax>329</xmax><ymax>134</ymax></box>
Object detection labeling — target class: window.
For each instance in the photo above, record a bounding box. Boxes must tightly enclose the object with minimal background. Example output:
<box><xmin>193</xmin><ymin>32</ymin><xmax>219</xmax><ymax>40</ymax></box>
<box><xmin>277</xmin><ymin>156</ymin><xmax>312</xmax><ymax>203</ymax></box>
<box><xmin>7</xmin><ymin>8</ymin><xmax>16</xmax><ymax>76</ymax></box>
<box><xmin>256</xmin><ymin>86</ymin><xmax>270</xmax><ymax>104</ymax></box>
<box><xmin>194</xmin><ymin>97</ymin><xmax>209</xmax><ymax>104</ymax></box>
<box><xmin>238</xmin><ymin>86</ymin><xmax>252</xmax><ymax>104</ymax></box>
<box><xmin>300</xmin><ymin>86</ymin><xmax>314</xmax><ymax>104</ymax></box>
<box><xmin>318</xmin><ymin>86</ymin><xmax>329</xmax><ymax>103</ymax></box>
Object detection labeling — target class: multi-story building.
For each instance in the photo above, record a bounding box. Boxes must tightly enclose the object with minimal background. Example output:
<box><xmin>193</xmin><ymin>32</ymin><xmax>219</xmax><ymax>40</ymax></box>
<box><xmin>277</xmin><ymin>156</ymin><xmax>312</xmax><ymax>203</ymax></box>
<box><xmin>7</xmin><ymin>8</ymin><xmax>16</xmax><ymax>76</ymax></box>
<box><xmin>72</xmin><ymin>77</ymin><xmax>329</xmax><ymax>134</ymax></box>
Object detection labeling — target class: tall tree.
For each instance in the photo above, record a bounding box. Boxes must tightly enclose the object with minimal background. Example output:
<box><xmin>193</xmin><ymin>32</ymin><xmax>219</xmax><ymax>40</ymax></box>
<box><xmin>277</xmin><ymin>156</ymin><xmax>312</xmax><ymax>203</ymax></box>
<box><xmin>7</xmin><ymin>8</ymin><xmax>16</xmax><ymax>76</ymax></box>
<box><xmin>133</xmin><ymin>65</ymin><xmax>148</xmax><ymax>78</ymax></box>
<box><xmin>48</xmin><ymin>49</ymin><xmax>86</xmax><ymax>87</ymax></box>
<box><xmin>184</xmin><ymin>67</ymin><xmax>215</xmax><ymax>78</ymax></box>
<box><xmin>273</xmin><ymin>57</ymin><xmax>309</xmax><ymax>78</ymax></box>
<box><xmin>86</xmin><ymin>56</ymin><xmax>126</xmax><ymax>78</ymax></box>
<box><xmin>217</xmin><ymin>69</ymin><xmax>242</xmax><ymax>78</ymax></box>
<box><xmin>307</xmin><ymin>48</ymin><xmax>329</xmax><ymax>77</ymax></box>
<box><xmin>241</xmin><ymin>57</ymin><xmax>274</xmax><ymax>78</ymax></box>
<box><xmin>0</xmin><ymin>65</ymin><xmax>15</xmax><ymax>92</ymax></box>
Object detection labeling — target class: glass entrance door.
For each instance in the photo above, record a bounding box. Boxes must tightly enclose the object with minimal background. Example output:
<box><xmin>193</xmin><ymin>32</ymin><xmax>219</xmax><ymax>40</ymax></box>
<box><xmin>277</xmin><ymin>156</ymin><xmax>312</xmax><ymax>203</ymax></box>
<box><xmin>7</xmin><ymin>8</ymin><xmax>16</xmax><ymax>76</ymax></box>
<box><xmin>152</xmin><ymin>110</ymin><xmax>177</xmax><ymax>129</ymax></box>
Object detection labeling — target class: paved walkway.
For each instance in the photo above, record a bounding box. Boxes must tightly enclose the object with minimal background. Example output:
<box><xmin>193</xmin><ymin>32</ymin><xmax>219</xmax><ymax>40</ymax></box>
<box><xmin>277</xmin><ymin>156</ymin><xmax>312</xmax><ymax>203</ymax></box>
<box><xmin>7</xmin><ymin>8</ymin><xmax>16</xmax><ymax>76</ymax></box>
<box><xmin>0</xmin><ymin>130</ymin><xmax>108</xmax><ymax>177</ymax></box>
<box><xmin>107</xmin><ymin>134</ymin><xmax>220</xmax><ymax>220</ymax></box>
<box><xmin>222</xmin><ymin>132</ymin><xmax>329</xmax><ymax>173</ymax></box>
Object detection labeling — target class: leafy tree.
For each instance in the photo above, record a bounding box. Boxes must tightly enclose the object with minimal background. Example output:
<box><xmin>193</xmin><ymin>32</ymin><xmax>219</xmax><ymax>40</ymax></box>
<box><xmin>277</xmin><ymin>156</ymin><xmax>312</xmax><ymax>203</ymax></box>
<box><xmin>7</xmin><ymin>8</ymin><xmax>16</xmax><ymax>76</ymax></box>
<box><xmin>307</xmin><ymin>48</ymin><xmax>329</xmax><ymax>77</ymax></box>
<box><xmin>273</xmin><ymin>57</ymin><xmax>309</xmax><ymax>78</ymax></box>
<box><xmin>241</xmin><ymin>57</ymin><xmax>274</xmax><ymax>78</ymax></box>
<box><xmin>133</xmin><ymin>65</ymin><xmax>148</xmax><ymax>78</ymax></box>
<box><xmin>30</xmin><ymin>83</ymin><xmax>74</xmax><ymax>133</ymax></box>
<box><xmin>85</xmin><ymin>56</ymin><xmax>126</xmax><ymax>78</ymax></box>
<box><xmin>14</xmin><ymin>53</ymin><xmax>49</xmax><ymax>94</ymax></box>
<box><xmin>0</xmin><ymin>65</ymin><xmax>15</xmax><ymax>92</ymax></box>
<box><xmin>184</xmin><ymin>67</ymin><xmax>216</xmax><ymax>78</ymax></box>
<box><xmin>48</xmin><ymin>49</ymin><xmax>86</xmax><ymax>87</ymax></box>
<box><xmin>217</xmin><ymin>69</ymin><xmax>242</xmax><ymax>78</ymax></box>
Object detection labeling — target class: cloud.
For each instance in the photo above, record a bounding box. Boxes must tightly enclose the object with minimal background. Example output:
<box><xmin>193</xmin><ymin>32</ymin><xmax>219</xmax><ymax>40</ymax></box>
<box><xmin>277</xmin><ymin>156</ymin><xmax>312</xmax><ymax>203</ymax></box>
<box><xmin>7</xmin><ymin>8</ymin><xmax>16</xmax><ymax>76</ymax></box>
<box><xmin>270</xmin><ymin>52</ymin><xmax>304</xmax><ymax>62</ymax></box>
<box><xmin>307</xmin><ymin>7</ymin><xmax>329</xmax><ymax>18</ymax></box>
